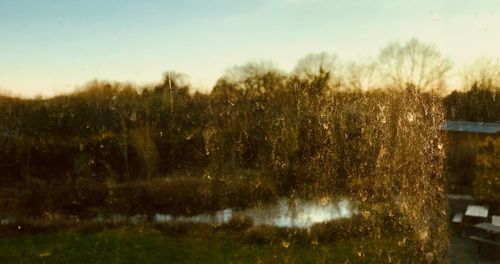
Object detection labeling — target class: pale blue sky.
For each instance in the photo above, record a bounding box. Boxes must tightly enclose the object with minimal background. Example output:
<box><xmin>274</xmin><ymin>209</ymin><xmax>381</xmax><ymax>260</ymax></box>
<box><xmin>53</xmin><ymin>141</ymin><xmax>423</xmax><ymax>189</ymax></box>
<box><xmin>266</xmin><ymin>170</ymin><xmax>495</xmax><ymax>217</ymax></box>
<box><xmin>1</xmin><ymin>0</ymin><xmax>499</xmax><ymax>97</ymax></box>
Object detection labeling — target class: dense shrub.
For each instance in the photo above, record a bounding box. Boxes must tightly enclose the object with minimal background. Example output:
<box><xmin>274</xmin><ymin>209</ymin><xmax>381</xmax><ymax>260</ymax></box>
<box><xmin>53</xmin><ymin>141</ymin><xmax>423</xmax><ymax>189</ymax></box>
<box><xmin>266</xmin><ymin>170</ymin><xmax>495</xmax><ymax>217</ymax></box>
<box><xmin>110</xmin><ymin>178</ymin><xmax>211</xmax><ymax>215</ymax></box>
<box><xmin>473</xmin><ymin>136</ymin><xmax>500</xmax><ymax>202</ymax></box>
<box><xmin>18</xmin><ymin>179</ymin><xmax>109</xmax><ymax>216</ymax></box>
<box><xmin>213</xmin><ymin>170</ymin><xmax>278</xmax><ymax>209</ymax></box>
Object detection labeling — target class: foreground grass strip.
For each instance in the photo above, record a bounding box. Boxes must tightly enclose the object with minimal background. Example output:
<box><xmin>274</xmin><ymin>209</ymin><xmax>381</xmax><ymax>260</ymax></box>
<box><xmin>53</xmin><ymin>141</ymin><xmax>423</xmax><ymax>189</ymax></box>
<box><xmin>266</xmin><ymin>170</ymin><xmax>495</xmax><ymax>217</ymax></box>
<box><xmin>0</xmin><ymin>226</ymin><xmax>421</xmax><ymax>263</ymax></box>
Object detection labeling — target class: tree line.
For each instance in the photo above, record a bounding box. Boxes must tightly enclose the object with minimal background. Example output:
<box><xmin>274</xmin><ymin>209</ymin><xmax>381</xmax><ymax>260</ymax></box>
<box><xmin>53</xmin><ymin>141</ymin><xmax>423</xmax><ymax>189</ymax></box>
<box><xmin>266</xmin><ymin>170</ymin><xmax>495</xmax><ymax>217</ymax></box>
<box><xmin>0</xmin><ymin>40</ymin><xmax>497</xmax><ymax>187</ymax></box>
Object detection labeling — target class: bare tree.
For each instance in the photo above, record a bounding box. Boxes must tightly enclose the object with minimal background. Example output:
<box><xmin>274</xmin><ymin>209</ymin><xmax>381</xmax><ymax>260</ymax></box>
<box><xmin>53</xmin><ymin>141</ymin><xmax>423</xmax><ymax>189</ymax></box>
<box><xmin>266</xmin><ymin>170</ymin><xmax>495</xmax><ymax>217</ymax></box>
<box><xmin>378</xmin><ymin>38</ymin><xmax>451</xmax><ymax>92</ymax></box>
<box><xmin>224</xmin><ymin>61</ymin><xmax>280</xmax><ymax>83</ymax></box>
<box><xmin>293</xmin><ymin>52</ymin><xmax>341</xmax><ymax>88</ymax></box>
<box><xmin>461</xmin><ymin>57</ymin><xmax>500</xmax><ymax>90</ymax></box>
<box><xmin>342</xmin><ymin>60</ymin><xmax>379</xmax><ymax>91</ymax></box>
<box><xmin>221</xmin><ymin>61</ymin><xmax>285</xmax><ymax>96</ymax></box>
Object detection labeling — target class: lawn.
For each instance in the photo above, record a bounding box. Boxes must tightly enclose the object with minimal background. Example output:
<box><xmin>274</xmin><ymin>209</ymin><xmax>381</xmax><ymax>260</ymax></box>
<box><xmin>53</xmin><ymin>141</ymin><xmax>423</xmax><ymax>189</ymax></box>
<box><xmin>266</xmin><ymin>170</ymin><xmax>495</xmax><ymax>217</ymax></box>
<box><xmin>0</xmin><ymin>225</ymin><xmax>420</xmax><ymax>263</ymax></box>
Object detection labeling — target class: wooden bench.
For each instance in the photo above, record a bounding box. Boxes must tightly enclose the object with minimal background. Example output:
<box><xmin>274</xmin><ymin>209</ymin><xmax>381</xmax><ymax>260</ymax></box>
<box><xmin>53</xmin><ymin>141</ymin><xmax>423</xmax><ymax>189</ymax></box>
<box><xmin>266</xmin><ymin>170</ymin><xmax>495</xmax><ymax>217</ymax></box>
<box><xmin>469</xmin><ymin>235</ymin><xmax>500</xmax><ymax>256</ymax></box>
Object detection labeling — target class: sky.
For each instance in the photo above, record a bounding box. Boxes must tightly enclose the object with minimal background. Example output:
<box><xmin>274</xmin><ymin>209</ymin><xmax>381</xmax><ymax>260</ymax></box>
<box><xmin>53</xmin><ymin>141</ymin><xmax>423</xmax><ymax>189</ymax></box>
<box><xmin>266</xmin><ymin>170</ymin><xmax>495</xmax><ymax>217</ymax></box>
<box><xmin>0</xmin><ymin>0</ymin><xmax>499</xmax><ymax>97</ymax></box>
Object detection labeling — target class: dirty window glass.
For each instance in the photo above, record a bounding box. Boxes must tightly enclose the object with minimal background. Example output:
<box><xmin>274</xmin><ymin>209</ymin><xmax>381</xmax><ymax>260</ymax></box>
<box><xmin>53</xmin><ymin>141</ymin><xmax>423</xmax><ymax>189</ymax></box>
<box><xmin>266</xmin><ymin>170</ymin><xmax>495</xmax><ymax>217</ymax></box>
<box><xmin>1</xmin><ymin>1</ymin><xmax>499</xmax><ymax>263</ymax></box>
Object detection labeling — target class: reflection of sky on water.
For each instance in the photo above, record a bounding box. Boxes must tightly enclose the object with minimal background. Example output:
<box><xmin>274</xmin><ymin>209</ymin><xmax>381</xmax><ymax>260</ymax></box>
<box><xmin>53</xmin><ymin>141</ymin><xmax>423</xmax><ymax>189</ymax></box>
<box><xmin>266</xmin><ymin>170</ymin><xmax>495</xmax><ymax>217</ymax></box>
<box><xmin>0</xmin><ymin>198</ymin><xmax>357</xmax><ymax>228</ymax></box>
<box><xmin>154</xmin><ymin>197</ymin><xmax>357</xmax><ymax>228</ymax></box>
<box><xmin>155</xmin><ymin>208</ymin><xmax>233</xmax><ymax>224</ymax></box>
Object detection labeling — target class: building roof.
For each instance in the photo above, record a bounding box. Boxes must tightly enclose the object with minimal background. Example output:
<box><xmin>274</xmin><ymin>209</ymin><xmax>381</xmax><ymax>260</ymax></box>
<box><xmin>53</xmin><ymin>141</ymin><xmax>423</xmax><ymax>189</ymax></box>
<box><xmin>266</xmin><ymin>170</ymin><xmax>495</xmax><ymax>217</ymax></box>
<box><xmin>441</xmin><ymin>121</ymin><xmax>500</xmax><ymax>134</ymax></box>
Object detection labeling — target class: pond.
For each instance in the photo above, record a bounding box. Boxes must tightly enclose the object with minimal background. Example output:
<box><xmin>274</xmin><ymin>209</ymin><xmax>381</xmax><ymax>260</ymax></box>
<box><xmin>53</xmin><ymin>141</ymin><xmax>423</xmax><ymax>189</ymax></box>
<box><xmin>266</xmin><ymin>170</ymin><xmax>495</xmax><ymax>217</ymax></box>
<box><xmin>1</xmin><ymin>197</ymin><xmax>358</xmax><ymax>229</ymax></box>
<box><xmin>154</xmin><ymin>197</ymin><xmax>358</xmax><ymax>228</ymax></box>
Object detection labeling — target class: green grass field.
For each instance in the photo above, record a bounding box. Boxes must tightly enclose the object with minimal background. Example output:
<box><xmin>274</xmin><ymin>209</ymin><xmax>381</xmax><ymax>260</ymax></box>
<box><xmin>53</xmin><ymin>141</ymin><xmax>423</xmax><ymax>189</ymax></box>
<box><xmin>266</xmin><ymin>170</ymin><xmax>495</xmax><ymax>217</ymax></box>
<box><xmin>0</xmin><ymin>224</ymin><xmax>421</xmax><ymax>263</ymax></box>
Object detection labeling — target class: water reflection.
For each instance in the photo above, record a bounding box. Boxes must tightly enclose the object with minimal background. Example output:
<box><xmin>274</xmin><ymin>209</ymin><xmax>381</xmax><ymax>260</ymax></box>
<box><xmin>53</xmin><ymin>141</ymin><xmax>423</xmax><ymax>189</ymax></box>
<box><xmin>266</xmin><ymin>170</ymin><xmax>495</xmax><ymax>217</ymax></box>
<box><xmin>155</xmin><ymin>197</ymin><xmax>357</xmax><ymax>228</ymax></box>
<box><xmin>0</xmin><ymin>198</ymin><xmax>357</xmax><ymax>229</ymax></box>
